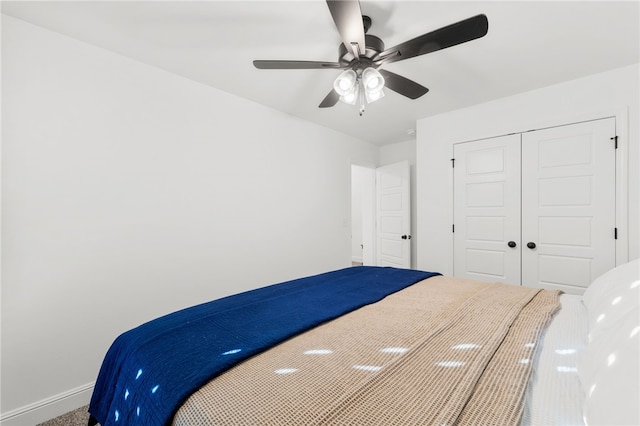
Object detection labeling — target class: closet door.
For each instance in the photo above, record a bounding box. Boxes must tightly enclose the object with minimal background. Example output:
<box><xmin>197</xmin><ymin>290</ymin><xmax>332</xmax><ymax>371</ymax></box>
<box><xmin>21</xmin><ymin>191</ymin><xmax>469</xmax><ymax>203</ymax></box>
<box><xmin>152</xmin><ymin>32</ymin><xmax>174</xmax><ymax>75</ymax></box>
<box><xmin>453</xmin><ymin>134</ymin><xmax>521</xmax><ymax>284</ymax></box>
<box><xmin>521</xmin><ymin>118</ymin><xmax>616</xmax><ymax>293</ymax></box>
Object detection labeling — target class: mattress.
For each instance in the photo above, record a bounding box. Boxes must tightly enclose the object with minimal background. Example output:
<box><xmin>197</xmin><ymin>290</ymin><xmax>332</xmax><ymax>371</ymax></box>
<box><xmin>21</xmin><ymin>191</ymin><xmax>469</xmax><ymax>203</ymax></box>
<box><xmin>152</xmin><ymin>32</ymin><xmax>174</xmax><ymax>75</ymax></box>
<box><xmin>523</xmin><ymin>294</ymin><xmax>588</xmax><ymax>426</ymax></box>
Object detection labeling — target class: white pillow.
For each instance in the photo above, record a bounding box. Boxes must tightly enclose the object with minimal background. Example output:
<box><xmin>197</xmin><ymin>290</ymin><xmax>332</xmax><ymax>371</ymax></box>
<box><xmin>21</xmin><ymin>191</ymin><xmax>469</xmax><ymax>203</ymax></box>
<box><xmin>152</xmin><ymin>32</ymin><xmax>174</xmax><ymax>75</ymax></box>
<box><xmin>580</xmin><ymin>308</ymin><xmax>640</xmax><ymax>425</ymax></box>
<box><xmin>582</xmin><ymin>259</ymin><xmax>640</xmax><ymax>343</ymax></box>
<box><xmin>578</xmin><ymin>307</ymin><xmax>639</xmax><ymax>387</ymax></box>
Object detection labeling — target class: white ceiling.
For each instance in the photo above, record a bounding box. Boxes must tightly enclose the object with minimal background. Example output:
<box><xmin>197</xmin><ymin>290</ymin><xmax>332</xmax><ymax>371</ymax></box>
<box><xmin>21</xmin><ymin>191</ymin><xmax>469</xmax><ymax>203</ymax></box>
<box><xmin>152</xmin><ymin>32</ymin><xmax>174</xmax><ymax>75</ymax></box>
<box><xmin>2</xmin><ymin>1</ymin><xmax>639</xmax><ymax>146</ymax></box>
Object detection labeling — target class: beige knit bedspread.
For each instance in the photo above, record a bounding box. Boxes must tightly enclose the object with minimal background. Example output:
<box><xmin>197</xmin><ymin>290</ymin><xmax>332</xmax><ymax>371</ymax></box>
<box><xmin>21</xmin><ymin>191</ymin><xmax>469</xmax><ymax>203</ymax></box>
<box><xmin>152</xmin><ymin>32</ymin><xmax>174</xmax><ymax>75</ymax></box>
<box><xmin>173</xmin><ymin>276</ymin><xmax>560</xmax><ymax>425</ymax></box>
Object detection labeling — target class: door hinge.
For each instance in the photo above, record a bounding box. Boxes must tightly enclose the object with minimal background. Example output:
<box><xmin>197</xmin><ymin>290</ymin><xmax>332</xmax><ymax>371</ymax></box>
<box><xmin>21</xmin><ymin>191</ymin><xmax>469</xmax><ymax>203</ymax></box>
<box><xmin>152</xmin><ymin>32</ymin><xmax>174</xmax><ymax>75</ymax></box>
<box><xmin>450</xmin><ymin>158</ymin><xmax>455</xmax><ymax>168</ymax></box>
<box><xmin>615</xmin><ymin>227</ymin><xmax>618</xmax><ymax>239</ymax></box>
<box><xmin>611</xmin><ymin>136</ymin><xmax>618</xmax><ymax>149</ymax></box>
<box><xmin>452</xmin><ymin>224</ymin><xmax>455</xmax><ymax>233</ymax></box>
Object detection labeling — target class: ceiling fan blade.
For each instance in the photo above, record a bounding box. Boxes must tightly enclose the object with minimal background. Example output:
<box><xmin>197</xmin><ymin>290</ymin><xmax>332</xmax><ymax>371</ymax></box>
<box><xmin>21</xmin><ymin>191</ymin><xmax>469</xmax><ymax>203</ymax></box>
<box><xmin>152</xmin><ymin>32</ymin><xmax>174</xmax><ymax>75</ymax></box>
<box><xmin>326</xmin><ymin>0</ymin><xmax>366</xmax><ymax>58</ymax></box>
<box><xmin>378</xmin><ymin>69</ymin><xmax>429</xmax><ymax>100</ymax></box>
<box><xmin>253</xmin><ymin>60</ymin><xmax>344</xmax><ymax>70</ymax></box>
<box><xmin>319</xmin><ymin>89</ymin><xmax>340</xmax><ymax>108</ymax></box>
<box><xmin>373</xmin><ymin>14</ymin><xmax>488</xmax><ymax>65</ymax></box>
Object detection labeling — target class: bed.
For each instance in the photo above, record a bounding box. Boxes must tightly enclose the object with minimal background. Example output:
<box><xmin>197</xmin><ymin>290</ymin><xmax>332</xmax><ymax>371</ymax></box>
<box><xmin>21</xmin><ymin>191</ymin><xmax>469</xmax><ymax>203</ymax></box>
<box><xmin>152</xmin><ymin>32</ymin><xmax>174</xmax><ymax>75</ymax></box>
<box><xmin>88</xmin><ymin>261</ymin><xmax>639</xmax><ymax>426</ymax></box>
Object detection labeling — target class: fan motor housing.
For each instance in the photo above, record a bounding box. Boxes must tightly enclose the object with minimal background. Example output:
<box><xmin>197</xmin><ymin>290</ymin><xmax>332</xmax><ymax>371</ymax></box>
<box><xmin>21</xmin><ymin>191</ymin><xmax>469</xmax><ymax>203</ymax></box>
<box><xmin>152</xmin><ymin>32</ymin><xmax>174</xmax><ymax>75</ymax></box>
<box><xmin>338</xmin><ymin>34</ymin><xmax>385</xmax><ymax>67</ymax></box>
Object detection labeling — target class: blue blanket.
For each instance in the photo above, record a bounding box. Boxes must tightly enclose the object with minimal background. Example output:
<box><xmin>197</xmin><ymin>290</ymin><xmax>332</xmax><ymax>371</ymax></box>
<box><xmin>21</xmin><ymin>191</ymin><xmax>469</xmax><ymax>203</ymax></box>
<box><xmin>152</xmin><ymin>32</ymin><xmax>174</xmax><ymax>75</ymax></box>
<box><xmin>89</xmin><ymin>266</ymin><xmax>439</xmax><ymax>425</ymax></box>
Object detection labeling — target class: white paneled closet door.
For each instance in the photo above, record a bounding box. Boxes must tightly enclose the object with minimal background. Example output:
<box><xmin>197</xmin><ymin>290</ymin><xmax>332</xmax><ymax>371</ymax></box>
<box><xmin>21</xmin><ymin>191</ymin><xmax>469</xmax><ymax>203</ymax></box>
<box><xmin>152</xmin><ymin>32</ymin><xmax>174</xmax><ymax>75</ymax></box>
<box><xmin>453</xmin><ymin>134</ymin><xmax>522</xmax><ymax>284</ymax></box>
<box><xmin>521</xmin><ymin>118</ymin><xmax>616</xmax><ymax>292</ymax></box>
<box><xmin>453</xmin><ymin>118</ymin><xmax>617</xmax><ymax>294</ymax></box>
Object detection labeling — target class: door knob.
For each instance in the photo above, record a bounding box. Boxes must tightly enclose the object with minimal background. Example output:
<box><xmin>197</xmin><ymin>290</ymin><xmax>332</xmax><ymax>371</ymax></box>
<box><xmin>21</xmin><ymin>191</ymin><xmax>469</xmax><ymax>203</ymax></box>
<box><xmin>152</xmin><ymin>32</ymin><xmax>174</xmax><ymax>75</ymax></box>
<box><xmin>527</xmin><ymin>242</ymin><xmax>536</xmax><ymax>249</ymax></box>
<box><xmin>401</xmin><ymin>235</ymin><xmax>412</xmax><ymax>240</ymax></box>
<box><xmin>507</xmin><ymin>241</ymin><xmax>517</xmax><ymax>248</ymax></box>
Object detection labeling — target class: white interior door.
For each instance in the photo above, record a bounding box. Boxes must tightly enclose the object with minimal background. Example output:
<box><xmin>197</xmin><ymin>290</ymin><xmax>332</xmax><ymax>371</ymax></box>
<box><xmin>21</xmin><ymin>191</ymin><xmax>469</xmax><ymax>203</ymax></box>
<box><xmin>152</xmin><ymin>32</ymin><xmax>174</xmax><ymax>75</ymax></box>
<box><xmin>453</xmin><ymin>134</ymin><xmax>522</xmax><ymax>284</ymax></box>
<box><xmin>376</xmin><ymin>161</ymin><xmax>411</xmax><ymax>268</ymax></box>
<box><xmin>521</xmin><ymin>118</ymin><xmax>616</xmax><ymax>293</ymax></box>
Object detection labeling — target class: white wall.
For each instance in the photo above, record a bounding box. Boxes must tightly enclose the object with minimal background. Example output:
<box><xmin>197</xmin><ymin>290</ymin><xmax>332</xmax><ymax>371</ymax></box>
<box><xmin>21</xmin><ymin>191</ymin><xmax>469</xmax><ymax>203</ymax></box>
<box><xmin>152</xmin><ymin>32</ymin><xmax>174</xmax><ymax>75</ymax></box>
<box><xmin>416</xmin><ymin>64</ymin><xmax>640</xmax><ymax>275</ymax></box>
<box><xmin>0</xmin><ymin>15</ymin><xmax>378</xmax><ymax>423</ymax></box>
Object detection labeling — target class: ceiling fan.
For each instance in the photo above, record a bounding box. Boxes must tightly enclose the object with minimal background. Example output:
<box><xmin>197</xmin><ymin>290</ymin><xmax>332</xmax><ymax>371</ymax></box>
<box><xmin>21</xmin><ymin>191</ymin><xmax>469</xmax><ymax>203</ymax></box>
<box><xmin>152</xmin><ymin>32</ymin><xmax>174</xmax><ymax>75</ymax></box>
<box><xmin>253</xmin><ymin>0</ymin><xmax>488</xmax><ymax>115</ymax></box>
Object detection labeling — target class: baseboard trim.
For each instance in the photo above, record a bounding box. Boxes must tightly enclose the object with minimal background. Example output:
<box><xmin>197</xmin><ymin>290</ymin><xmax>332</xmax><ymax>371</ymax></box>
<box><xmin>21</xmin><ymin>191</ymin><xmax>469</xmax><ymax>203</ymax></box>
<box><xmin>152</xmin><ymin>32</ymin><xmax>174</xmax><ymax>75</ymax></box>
<box><xmin>0</xmin><ymin>382</ymin><xmax>94</xmax><ymax>426</ymax></box>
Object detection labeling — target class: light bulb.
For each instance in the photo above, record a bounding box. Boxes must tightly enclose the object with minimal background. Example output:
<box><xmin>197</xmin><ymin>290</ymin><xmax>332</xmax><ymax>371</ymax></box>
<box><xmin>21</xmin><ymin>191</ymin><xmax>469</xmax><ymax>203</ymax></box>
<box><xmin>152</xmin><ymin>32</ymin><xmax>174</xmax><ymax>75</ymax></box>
<box><xmin>362</xmin><ymin>67</ymin><xmax>385</xmax><ymax>92</ymax></box>
<box><xmin>333</xmin><ymin>70</ymin><xmax>357</xmax><ymax>96</ymax></box>
<box><xmin>339</xmin><ymin>83</ymin><xmax>359</xmax><ymax>105</ymax></box>
<box><xmin>365</xmin><ymin>87</ymin><xmax>385</xmax><ymax>103</ymax></box>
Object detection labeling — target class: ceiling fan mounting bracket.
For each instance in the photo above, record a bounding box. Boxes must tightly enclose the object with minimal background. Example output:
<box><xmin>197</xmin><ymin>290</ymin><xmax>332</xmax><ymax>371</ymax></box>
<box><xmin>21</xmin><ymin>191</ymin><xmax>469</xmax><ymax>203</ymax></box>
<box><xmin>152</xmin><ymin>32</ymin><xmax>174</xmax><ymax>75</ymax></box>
<box><xmin>362</xmin><ymin>15</ymin><xmax>372</xmax><ymax>34</ymax></box>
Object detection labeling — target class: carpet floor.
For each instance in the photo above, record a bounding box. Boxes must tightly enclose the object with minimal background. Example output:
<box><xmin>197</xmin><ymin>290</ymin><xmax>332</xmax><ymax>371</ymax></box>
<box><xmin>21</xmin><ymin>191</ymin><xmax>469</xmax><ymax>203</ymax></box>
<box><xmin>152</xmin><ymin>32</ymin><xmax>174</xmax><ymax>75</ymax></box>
<box><xmin>37</xmin><ymin>405</ymin><xmax>90</xmax><ymax>426</ymax></box>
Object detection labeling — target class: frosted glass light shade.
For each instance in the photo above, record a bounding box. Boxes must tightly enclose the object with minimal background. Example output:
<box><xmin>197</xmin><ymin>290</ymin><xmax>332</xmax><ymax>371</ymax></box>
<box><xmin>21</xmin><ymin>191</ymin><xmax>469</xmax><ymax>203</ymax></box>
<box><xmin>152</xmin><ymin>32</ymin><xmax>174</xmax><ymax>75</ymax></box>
<box><xmin>362</xmin><ymin>67</ymin><xmax>384</xmax><ymax>92</ymax></box>
<box><xmin>339</xmin><ymin>83</ymin><xmax>359</xmax><ymax>105</ymax></box>
<box><xmin>333</xmin><ymin>70</ymin><xmax>357</xmax><ymax>96</ymax></box>
<box><xmin>365</xmin><ymin>87</ymin><xmax>385</xmax><ymax>103</ymax></box>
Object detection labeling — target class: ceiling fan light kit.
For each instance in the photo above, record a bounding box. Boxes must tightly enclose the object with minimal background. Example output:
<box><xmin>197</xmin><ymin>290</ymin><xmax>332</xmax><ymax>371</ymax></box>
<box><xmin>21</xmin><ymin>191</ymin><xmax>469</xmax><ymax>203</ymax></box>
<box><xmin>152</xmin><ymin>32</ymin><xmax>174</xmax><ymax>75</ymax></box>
<box><xmin>253</xmin><ymin>0</ymin><xmax>489</xmax><ymax>116</ymax></box>
<box><xmin>334</xmin><ymin>67</ymin><xmax>385</xmax><ymax>115</ymax></box>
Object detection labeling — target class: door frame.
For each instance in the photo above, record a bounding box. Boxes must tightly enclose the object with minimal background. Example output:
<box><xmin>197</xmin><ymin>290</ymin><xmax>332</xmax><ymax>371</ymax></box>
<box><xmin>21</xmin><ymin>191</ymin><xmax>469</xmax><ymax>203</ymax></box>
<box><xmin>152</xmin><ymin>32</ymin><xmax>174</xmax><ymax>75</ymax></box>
<box><xmin>350</xmin><ymin>163</ymin><xmax>377</xmax><ymax>265</ymax></box>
